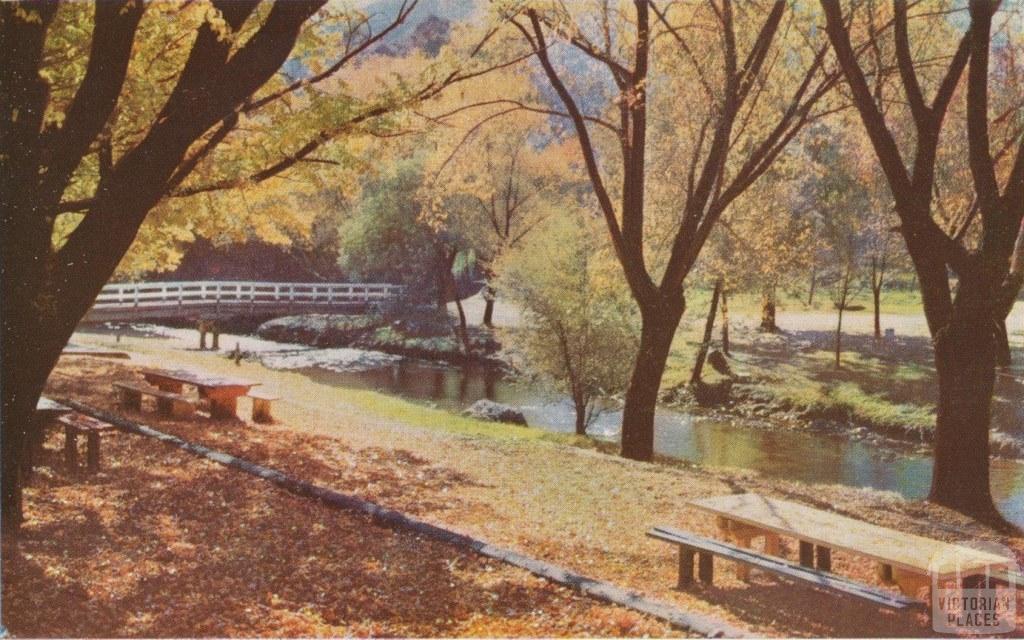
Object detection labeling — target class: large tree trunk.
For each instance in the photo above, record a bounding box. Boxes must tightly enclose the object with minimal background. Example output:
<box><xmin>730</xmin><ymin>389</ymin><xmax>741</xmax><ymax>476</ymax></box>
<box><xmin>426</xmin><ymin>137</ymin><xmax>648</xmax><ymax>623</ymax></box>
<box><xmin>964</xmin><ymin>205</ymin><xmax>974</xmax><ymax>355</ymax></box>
<box><xmin>620</xmin><ymin>295</ymin><xmax>685</xmax><ymax>461</ymax></box>
<box><xmin>930</xmin><ymin>305</ymin><xmax>999</xmax><ymax>521</ymax></box>
<box><xmin>2</xmin><ymin>273</ymin><xmax>93</xmax><ymax>529</ymax></box>
<box><xmin>691</xmin><ymin>279</ymin><xmax>722</xmax><ymax>384</ymax></box>
<box><xmin>760</xmin><ymin>285</ymin><xmax>778</xmax><ymax>333</ymax></box>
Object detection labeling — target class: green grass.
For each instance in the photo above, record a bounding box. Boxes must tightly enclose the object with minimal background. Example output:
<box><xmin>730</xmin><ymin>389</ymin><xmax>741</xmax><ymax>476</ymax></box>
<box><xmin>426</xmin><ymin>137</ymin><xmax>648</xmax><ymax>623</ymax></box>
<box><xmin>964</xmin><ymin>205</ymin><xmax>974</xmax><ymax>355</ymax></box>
<box><xmin>331</xmin><ymin>385</ymin><xmax>551</xmax><ymax>440</ymax></box>
<box><xmin>684</xmin><ymin>286</ymin><xmax>924</xmax><ymax>316</ymax></box>
<box><xmin>335</xmin><ymin>387</ymin><xmax>619</xmax><ymax>452</ymax></box>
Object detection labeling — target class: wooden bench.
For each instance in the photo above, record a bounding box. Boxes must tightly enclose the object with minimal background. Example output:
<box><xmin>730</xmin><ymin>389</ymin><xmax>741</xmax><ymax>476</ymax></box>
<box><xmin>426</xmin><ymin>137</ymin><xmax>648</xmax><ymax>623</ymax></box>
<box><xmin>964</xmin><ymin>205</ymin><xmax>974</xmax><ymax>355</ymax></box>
<box><xmin>647</xmin><ymin>526</ymin><xmax>920</xmax><ymax>610</ymax></box>
<box><xmin>58</xmin><ymin>413</ymin><xmax>116</xmax><ymax>474</ymax></box>
<box><xmin>114</xmin><ymin>381</ymin><xmax>195</xmax><ymax>418</ymax></box>
<box><xmin>247</xmin><ymin>389</ymin><xmax>279</xmax><ymax>423</ymax></box>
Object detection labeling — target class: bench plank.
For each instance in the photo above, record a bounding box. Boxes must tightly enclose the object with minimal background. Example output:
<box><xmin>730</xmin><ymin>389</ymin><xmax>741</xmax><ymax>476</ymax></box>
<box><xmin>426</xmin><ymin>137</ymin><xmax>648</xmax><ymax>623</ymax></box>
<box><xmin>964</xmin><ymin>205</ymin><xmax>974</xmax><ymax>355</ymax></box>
<box><xmin>113</xmin><ymin>382</ymin><xmax>195</xmax><ymax>418</ymax></box>
<box><xmin>247</xmin><ymin>390</ymin><xmax>278</xmax><ymax>423</ymax></box>
<box><xmin>648</xmin><ymin>527</ymin><xmax>919</xmax><ymax>610</ymax></box>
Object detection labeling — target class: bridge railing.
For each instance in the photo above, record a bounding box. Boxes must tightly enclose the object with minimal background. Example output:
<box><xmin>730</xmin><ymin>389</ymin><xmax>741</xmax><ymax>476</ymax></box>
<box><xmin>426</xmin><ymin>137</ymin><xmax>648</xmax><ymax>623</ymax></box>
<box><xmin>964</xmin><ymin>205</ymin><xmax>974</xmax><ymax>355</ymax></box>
<box><xmin>91</xmin><ymin>280</ymin><xmax>404</xmax><ymax>310</ymax></box>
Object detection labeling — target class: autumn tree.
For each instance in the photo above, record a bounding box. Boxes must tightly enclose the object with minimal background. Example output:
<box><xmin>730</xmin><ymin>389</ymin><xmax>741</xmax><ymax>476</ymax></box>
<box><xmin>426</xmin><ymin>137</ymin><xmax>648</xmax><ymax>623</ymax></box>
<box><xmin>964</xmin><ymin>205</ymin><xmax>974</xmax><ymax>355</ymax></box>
<box><xmin>0</xmin><ymin>0</ymin><xmax>507</xmax><ymax>528</ymax></box>
<box><xmin>821</xmin><ymin>0</ymin><xmax>1024</xmax><ymax>522</ymax></box>
<box><xmin>421</xmin><ymin>116</ymin><xmax>579</xmax><ymax>326</ymax></box>
<box><xmin>503</xmin><ymin>0</ymin><xmax>842</xmax><ymax>460</ymax></box>
<box><xmin>495</xmin><ymin>214</ymin><xmax>638</xmax><ymax>435</ymax></box>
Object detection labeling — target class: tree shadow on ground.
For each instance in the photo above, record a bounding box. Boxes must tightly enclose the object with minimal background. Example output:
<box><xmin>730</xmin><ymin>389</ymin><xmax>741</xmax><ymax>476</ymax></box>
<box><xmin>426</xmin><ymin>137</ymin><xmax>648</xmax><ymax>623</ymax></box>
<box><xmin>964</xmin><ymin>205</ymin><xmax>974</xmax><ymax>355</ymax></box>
<box><xmin>3</xmin><ymin>427</ymin><xmax>674</xmax><ymax>637</ymax></box>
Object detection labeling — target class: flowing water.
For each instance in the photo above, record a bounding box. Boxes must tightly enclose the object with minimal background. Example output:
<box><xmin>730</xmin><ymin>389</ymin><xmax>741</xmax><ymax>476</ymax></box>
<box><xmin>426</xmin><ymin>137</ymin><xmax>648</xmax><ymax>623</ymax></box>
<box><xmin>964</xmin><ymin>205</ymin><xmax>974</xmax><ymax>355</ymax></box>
<box><xmin>78</xmin><ymin>323</ymin><xmax>1024</xmax><ymax>527</ymax></box>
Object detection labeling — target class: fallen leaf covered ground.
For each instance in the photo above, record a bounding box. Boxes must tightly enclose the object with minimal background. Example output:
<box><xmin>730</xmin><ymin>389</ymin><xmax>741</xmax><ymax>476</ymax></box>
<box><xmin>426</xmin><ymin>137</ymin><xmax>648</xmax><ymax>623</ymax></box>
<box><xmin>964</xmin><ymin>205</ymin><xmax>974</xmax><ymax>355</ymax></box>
<box><xmin>4</xmin><ymin>370</ymin><xmax>686</xmax><ymax>637</ymax></box>
<box><xmin>10</xmin><ymin>351</ymin><xmax>1024</xmax><ymax>637</ymax></box>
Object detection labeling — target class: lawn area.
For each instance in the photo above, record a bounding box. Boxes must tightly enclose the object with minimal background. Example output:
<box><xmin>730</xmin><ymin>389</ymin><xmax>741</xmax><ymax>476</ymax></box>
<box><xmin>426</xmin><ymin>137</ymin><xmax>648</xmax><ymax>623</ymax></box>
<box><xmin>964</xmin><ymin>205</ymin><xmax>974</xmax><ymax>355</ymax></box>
<box><xmin>14</xmin><ymin>352</ymin><xmax>1024</xmax><ymax>637</ymax></box>
<box><xmin>683</xmin><ymin>286</ymin><xmax>925</xmax><ymax>318</ymax></box>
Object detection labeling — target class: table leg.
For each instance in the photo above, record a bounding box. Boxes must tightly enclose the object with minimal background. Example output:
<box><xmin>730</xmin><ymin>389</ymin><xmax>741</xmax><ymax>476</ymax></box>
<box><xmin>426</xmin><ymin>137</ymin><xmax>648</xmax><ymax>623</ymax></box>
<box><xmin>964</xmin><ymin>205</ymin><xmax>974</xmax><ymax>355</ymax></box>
<box><xmin>892</xmin><ymin>567</ymin><xmax>931</xmax><ymax>601</ymax></box>
<box><xmin>718</xmin><ymin>517</ymin><xmax>763</xmax><ymax>580</ymax></box>
<box><xmin>877</xmin><ymin>563</ymin><xmax>894</xmax><ymax>584</ymax></box>
<box><xmin>799</xmin><ymin>540</ymin><xmax>814</xmax><ymax>567</ymax></box>
<box><xmin>698</xmin><ymin>552</ymin><xmax>714</xmax><ymax>584</ymax></box>
<box><xmin>815</xmin><ymin>545</ymin><xmax>832</xmax><ymax>571</ymax></box>
<box><xmin>64</xmin><ymin>426</ymin><xmax>79</xmax><ymax>471</ymax></box>
<box><xmin>209</xmin><ymin>396</ymin><xmax>238</xmax><ymax>419</ymax></box>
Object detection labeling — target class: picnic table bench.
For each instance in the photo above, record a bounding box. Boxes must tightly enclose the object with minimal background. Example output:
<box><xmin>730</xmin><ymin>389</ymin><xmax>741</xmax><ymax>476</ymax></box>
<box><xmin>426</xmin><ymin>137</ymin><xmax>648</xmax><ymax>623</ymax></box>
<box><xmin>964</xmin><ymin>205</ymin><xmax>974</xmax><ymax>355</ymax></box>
<box><xmin>142</xmin><ymin>368</ymin><xmax>258</xmax><ymax>419</ymax></box>
<box><xmin>650</xmin><ymin>493</ymin><xmax>1016</xmax><ymax>610</ymax></box>
<box><xmin>114</xmin><ymin>381</ymin><xmax>196</xmax><ymax>418</ymax></box>
<box><xmin>647</xmin><ymin>526</ymin><xmax>919</xmax><ymax>609</ymax></box>
<box><xmin>59</xmin><ymin>412</ymin><xmax>115</xmax><ymax>474</ymax></box>
<box><xmin>247</xmin><ymin>388</ymin><xmax>279</xmax><ymax>423</ymax></box>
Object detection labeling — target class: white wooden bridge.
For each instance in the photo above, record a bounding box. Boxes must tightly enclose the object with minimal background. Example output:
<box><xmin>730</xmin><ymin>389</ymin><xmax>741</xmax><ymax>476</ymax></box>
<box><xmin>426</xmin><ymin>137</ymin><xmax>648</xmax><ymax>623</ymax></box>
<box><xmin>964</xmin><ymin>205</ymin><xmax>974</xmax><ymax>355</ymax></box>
<box><xmin>82</xmin><ymin>280</ymin><xmax>404</xmax><ymax>322</ymax></box>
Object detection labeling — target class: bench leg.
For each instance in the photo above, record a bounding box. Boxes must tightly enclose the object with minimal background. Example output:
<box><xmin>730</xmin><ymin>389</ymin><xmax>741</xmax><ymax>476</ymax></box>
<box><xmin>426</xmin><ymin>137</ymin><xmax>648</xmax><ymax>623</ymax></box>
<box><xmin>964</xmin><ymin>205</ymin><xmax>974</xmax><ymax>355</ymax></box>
<box><xmin>86</xmin><ymin>432</ymin><xmax>101</xmax><ymax>473</ymax></box>
<box><xmin>893</xmin><ymin>567</ymin><xmax>931</xmax><ymax>600</ymax></box>
<box><xmin>210</xmin><ymin>396</ymin><xmax>238</xmax><ymax>419</ymax></box>
<box><xmin>962</xmin><ymin>574</ymin><xmax>991</xmax><ymax>589</ymax></box>
<box><xmin>799</xmin><ymin>540</ymin><xmax>814</xmax><ymax>568</ymax></box>
<box><xmin>678</xmin><ymin>547</ymin><xmax>695</xmax><ymax>588</ymax></box>
<box><xmin>156</xmin><ymin>396</ymin><xmax>174</xmax><ymax>416</ymax></box>
<box><xmin>764</xmin><ymin>533</ymin><xmax>781</xmax><ymax>556</ymax></box>
<box><xmin>252</xmin><ymin>398</ymin><xmax>273</xmax><ymax>423</ymax></box>
<box><xmin>698</xmin><ymin>552</ymin><xmax>714</xmax><ymax>584</ymax></box>
<box><xmin>815</xmin><ymin>545</ymin><xmax>832</xmax><ymax>571</ymax></box>
<box><xmin>171</xmin><ymin>401</ymin><xmax>194</xmax><ymax>419</ymax></box>
<box><xmin>877</xmin><ymin>563</ymin><xmax>894</xmax><ymax>584</ymax></box>
<box><xmin>118</xmin><ymin>389</ymin><xmax>141</xmax><ymax>411</ymax></box>
<box><xmin>64</xmin><ymin>426</ymin><xmax>79</xmax><ymax>472</ymax></box>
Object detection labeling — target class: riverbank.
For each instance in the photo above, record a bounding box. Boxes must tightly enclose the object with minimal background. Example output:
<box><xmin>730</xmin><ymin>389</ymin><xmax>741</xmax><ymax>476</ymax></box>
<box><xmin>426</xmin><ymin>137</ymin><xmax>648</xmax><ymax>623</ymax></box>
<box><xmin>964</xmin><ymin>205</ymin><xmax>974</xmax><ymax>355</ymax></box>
<box><xmin>22</xmin><ymin>350</ymin><xmax>1024</xmax><ymax>636</ymax></box>
<box><xmin>657</xmin><ymin>316</ymin><xmax>1024</xmax><ymax>458</ymax></box>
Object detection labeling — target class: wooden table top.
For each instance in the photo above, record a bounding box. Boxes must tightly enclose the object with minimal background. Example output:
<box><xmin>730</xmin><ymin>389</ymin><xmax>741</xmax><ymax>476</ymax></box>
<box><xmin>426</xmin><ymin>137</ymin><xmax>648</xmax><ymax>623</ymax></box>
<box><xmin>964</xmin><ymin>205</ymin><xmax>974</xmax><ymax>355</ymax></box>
<box><xmin>142</xmin><ymin>368</ymin><xmax>258</xmax><ymax>390</ymax></box>
<box><xmin>690</xmin><ymin>493</ymin><xmax>1012</xmax><ymax>579</ymax></box>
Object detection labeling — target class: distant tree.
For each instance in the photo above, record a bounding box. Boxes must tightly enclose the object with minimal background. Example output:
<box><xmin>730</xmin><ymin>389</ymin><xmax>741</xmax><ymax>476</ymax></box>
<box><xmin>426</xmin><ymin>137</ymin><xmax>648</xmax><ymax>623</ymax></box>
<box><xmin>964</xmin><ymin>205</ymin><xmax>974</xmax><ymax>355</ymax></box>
<box><xmin>338</xmin><ymin>159</ymin><xmax>474</xmax><ymax>351</ymax></box>
<box><xmin>421</xmin><ymin>118</ymin><xmax>579</xmax><ymax>326</ymax></box>
<box><xmin>495</xmin><ymin>215</ymin><xmax>638</xmax><ymax>435</ymax></box>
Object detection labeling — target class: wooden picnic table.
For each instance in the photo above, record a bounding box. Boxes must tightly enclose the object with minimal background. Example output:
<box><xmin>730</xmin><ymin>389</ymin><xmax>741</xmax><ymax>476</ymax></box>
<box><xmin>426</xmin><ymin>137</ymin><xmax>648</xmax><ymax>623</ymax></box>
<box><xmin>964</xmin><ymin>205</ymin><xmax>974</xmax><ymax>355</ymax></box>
<box><xmin>690</xmin><ymin>493</ymin><xmax>1014</xmax><ymax>600</ymax></box>
<box><xmin>142</xmin><ymin>368</ymin><xmax>258</xmax><ymax>419</ymax></box>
